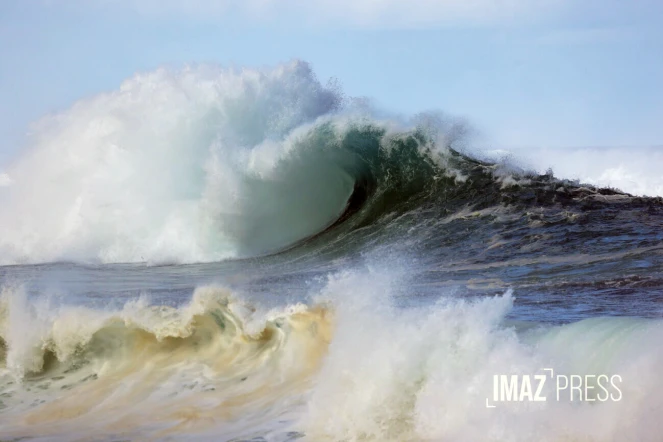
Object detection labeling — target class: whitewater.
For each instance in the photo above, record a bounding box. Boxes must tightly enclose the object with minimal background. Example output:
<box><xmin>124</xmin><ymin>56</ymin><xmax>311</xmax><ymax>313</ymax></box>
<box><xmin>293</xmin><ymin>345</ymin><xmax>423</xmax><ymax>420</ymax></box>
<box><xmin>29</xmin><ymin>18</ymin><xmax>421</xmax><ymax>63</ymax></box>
<box><xmin>1</xmin><ymin>60</ymin><xmax>662</xmax><ymax>441</ymax></box>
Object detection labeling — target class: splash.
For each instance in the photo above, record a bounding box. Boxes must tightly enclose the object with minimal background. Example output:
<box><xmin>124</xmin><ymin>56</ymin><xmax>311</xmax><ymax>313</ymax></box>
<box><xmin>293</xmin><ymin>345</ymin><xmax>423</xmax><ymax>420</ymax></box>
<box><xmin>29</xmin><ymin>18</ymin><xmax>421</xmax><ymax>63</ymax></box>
<box><xmin>0</xmin><ymin>61</ymin><xmax>352</xmax><ymax>264</ymax></box>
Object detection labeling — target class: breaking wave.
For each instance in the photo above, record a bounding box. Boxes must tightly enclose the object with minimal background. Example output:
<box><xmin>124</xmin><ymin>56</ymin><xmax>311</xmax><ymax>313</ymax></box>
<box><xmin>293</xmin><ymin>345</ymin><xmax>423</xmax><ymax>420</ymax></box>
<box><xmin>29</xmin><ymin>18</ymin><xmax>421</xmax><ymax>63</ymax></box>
<box><xmin>0</xmin><ymin>271</ymin><xmax>662</xmax><ymax>441</ymax></box>
<box><xmin>3</xmin><ymin>60</ymin><xmax>658</xmax><ymax>266</ymax></box>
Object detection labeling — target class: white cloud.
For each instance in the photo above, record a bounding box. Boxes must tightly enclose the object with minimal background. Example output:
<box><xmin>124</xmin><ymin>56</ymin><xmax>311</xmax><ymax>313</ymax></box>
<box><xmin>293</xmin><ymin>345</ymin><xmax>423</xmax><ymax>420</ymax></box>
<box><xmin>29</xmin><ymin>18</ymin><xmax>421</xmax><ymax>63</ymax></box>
<box><xmin>0</xmin><ymin>173</ymin><xmax>12</xmax><ymax>187</ymax></box>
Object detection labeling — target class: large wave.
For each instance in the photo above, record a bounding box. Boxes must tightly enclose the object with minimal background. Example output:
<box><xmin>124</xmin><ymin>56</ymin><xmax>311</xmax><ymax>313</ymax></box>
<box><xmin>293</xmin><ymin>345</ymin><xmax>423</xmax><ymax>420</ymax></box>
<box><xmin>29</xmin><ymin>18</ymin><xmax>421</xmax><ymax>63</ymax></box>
<box><xmin>0</xmin><ymin>60</ymin><xmax>660</xmax><ymax>266</ymax></box>
<box><xmin>0</xmin><ymin>60</ymin><xmax>461</xmax><ymax>265</ymax></box>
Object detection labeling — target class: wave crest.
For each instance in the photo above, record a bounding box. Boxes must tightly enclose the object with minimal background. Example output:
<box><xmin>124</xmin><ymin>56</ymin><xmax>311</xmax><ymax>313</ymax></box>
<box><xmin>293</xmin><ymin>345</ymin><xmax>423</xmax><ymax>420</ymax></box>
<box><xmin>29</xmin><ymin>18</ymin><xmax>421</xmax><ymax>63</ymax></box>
<box><xmin>0</xmin><ymin>285</ymin><xmax>331</xmax><ymax>380</ymax></box>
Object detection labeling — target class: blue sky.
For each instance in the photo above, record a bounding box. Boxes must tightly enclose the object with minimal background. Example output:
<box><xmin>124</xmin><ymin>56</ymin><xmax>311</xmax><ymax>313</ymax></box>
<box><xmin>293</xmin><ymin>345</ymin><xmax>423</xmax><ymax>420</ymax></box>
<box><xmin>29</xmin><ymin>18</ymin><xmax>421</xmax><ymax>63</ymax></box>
<box><xmin>1</xmin><ymin>0</ymin><xmax>661</xmax><ymax>165</ymax></box>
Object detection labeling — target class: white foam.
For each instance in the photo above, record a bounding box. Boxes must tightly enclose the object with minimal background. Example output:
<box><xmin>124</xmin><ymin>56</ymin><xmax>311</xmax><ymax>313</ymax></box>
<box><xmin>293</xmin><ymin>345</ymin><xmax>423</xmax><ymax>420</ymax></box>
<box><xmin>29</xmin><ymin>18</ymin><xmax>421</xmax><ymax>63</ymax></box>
<box><xmin>0</xmin><ymin>61</ymin><xmax>354</xmax><ymax>264</ymax></box>
<box><xmin>1</xmin><ymin>269</ymin><xmax>662</xmax><ymax>440</ymax></box>
<box><xmin>303</xmin><ymin>268</ymin><xmax>663</xmax><ymax>441</ymax></box>
<box><xmin>492</xmin><ymin>146</ymin><xmax>663</xmax><ymax>197</ymax></box>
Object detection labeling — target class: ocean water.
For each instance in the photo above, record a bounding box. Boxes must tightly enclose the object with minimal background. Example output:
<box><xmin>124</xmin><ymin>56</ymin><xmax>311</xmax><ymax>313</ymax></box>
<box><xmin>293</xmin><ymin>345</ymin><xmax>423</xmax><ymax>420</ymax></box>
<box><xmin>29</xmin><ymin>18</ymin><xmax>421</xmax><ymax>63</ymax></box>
<box><xmin>0</xmin><ymin>61</ymin><xmax>662</xmax><ymax>441</ymax></box>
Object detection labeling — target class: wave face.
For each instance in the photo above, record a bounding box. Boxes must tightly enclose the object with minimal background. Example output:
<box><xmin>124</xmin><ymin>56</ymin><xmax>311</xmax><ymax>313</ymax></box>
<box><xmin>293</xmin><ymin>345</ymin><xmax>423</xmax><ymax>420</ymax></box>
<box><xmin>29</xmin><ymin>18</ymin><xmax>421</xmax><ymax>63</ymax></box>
<box><xmin>1</xmin><ymin>274</ymin><xmax>662</xmax><ymax>441</ymax></box>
